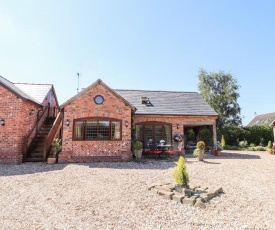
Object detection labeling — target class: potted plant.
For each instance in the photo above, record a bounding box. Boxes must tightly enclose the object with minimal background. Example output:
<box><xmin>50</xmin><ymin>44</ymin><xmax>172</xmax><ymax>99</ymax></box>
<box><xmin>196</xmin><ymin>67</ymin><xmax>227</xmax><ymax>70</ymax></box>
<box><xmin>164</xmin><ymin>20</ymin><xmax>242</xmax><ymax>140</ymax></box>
<box><xmin>48</xmin><ymin>138</ymin><xmax>62</xmax><ymax>164</ymax></box>
<box><xmin>267</xmin><ymin>141</ymin><xmax>274</xmax><ymax>155</ymax></box>
<box><xmin>193</xmin><ymin>141</ymin><xmax>205</xmax><ymax>161</ymax></box>
<box><xmin>133</xmin><ymin>140</ymin><xmax>143</xmax><ymax>160</ymax></box>
<box><xmin>215</xmin><ymin>141</ymin><xmax>223</xmax><ymax>156</ymax></box>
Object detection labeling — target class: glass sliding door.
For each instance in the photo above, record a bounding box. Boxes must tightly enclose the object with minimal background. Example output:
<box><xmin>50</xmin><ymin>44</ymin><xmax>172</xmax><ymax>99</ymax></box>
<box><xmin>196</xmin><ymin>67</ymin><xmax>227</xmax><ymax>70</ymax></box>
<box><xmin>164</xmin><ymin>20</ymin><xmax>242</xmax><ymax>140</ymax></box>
<box><xmin>135</xmin><ymin>123</ymin><xmax>172</xmax><ymax>148</ymax></box>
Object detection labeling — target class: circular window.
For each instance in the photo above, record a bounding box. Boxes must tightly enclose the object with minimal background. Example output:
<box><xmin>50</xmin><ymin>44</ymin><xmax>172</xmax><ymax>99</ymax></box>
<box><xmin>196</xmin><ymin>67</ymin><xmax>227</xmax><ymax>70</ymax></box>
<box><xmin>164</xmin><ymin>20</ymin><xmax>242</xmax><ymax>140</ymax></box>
<box><xmin>94</xmin><ymin>95</ymin><xmax>104</xmax><ymax>104</ymax></box>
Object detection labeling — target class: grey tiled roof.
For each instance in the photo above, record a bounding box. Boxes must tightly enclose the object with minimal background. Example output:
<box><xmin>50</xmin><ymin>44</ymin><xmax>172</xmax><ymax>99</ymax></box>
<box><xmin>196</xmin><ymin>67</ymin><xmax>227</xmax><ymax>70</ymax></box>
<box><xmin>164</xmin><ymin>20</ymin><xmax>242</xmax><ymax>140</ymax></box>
<box><xmin>115</xmin><ymin>90</ymin><xmax>217</xmax><ymax>116</ymax></box>
<box><xmin>247</xmin><ymin>112</ymin><xmax>275</xmax><ymax>126</ymax></box>
<box><xmin>15</xmin><ymin>83</ymin><xmax>52</xmax><ymax>104</ymax></box>
<box><xmin>0</xmin><ymin>76</ymin><xmax>52</xmax><ymax>105</ymax></box>
<box><xmin>0</xmin><ymin>75</ymin><xmax>37</xmax><ymax>102</ymax></box>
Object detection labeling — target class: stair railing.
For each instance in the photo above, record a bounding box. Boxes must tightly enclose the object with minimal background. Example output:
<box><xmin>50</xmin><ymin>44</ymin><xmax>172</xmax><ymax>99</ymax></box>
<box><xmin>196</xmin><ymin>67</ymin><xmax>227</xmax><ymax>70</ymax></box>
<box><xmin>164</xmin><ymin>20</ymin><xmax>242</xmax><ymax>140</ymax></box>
<box><xmin>23</xmin><ymin>103</ymin><xmax>50</xmax><ymax>162</ymax></box>
<box><xmin>43</xmin><ymin>111</ymin><xmax>63</xmax><ymax>161</ymax></box>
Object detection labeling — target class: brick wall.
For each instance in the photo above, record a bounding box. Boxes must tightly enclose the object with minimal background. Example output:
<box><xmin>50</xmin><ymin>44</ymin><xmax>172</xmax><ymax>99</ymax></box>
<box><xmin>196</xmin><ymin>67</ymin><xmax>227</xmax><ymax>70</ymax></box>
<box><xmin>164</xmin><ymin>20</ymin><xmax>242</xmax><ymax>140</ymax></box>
<box><xmin>0</xmin><ymin>86</ymin><xmax>58</xmax><ymax>164</ymax></box>
<box><xmin>133</xmin><ymin>114</ymin><xmax>217</xmax><ymax>150</ymax></box>
<box><xmin>133</xmin><ymin>114</ymin><xmax>216</xmax><ymax>135</ymax></box>
<box><xmin>59</xmin><ymin>83</ymin><xmax>133</xmax><ymax>163</ymax></box>
<box><xmin>0</xmin><ymin>86</ymin><xmax>41</xmax><ymax>164</ymax></box>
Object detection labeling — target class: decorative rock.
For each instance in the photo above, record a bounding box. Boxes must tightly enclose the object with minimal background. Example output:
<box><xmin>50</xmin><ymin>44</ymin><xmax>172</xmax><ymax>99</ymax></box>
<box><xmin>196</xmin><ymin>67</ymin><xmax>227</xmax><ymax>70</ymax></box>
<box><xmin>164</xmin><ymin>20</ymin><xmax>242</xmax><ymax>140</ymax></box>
<box><xmin>200</xmin><ymin>194</ymin><xmax>209</xmax><ymax>202</ymax></box>
<box><xmin>154</xmin><ymin>185</ymin><xmax>170</xmax><ymax>191</ymax></box>
<box><xmin>148</xmin><ymin>182</ymin><xmax>223</xmax><ymax>208</ymax></box>
<box><xmin>195</xmin><ymin>188</ymin><xmax>207</xmax><ymax>193</ymax></box>
<box><xmin>183</xmin><ymin>188</ymin><xmax>192</xmax><ymax>197</ymax></box>
<box><xmin>147</xmin><ymin>182</ymin><xmax>164</xmax><ymax>190</ymax></box>
<box><xmin>182</xmin><ymin>196</ymin><xmax>197</xmax><ymax>206</ymax></box>
<box><xmin>172</xmin><ymin>193</ymin><xmax>185</xmax><ymax>203</ymax></box>
<box><xmin>151</xmin><ymin>187</ymin><xmax>159</xmax><ymax>194</ymax></box>
<box><xmin>158</xmin><ymin>190</ymin><xmax>174</xmax><ymax>200</ymax></box>
<box><xmin>194</xmin><ymin>199</ymin><xmax>206</xmax><ymax>208</ymax></box>
<box><xmin>205</xmin><ymin>191</ymin><xmax>216</xmax><ymax>200</ymax></box>
<box><xmin>199</xmin><ymin>196</ymin><xmax>207</xmax><ymax>203</ymax></box>
<box><xmin>215</xmin><ymin>187</ymin><xmax>223</xmax><ymax>193</ymax></box>
<box><xmin>160</xmin><ymin>184</ymin><xmax>173</xmax><ymax>192</ymax></box>
<box><xmin>166</xmin><ymin>183</ymin><xmax>177</xmax><ymax>190</ymax></box>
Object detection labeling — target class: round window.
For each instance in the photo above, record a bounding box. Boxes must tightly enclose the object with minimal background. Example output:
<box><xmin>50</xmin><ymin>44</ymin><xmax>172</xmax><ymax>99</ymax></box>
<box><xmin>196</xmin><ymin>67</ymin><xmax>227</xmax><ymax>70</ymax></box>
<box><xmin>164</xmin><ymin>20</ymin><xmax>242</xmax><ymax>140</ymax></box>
<box><xmin>94</xmin><ymin>95</ymin><xmax>104</xmax><ymax>105</ymax></box>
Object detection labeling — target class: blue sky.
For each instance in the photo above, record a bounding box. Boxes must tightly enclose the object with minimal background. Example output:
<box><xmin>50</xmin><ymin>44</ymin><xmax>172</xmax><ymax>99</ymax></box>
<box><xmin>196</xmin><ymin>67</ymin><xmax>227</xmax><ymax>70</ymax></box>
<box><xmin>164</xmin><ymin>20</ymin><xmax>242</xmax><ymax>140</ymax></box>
<box><xmin>1</xmin><ymin>0</ymin><xmax>275</xmax><ymax>125</ymax></box>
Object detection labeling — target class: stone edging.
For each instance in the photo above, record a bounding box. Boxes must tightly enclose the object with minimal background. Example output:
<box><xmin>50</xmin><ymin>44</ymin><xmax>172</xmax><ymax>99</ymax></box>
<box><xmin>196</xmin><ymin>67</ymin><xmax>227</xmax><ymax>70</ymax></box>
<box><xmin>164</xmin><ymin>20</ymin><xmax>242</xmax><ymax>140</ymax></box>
<box><xmin>147</xmin><ymin>181</ymin><xmax>223</xmax><ymax>208</ymax></box>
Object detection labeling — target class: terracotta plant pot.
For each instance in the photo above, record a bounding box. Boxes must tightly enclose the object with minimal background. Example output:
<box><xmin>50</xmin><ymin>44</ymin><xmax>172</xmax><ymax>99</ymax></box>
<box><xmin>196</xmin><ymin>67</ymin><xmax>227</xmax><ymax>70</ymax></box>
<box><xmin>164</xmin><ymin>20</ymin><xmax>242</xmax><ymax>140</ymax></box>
<box><xmin>47</xmin><ymin>157</ymin><xmax>56</xmax><ymax>165</ymax></box>
<box><xmin>215</xmin><ymin>150</ymin><xmax>221</xmax><ymax>157</ymax></box>
<box><xmin>267</xmin><ymin>149</ymin><xmax>274</xmax><ymax>155</ymax></box>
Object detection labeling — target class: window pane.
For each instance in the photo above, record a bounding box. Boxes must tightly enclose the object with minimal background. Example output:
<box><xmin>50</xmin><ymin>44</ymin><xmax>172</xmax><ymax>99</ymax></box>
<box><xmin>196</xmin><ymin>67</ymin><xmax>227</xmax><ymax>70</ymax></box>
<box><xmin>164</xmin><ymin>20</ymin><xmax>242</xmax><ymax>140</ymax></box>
<box><xmin>98</xmin><ymin>121</ymin><xmax>110</xmax><ymax>140</ymax></box>
<box><xmin>164</xmin><ymin>125</ymin><xmax>172</xmax><ymax>145</ymax></box>
<box><xmin>74</xmin><ymin>121</ymin><xmax>83</xmax><ymax>140</ymax></box>
<box><xmin>112</xmin><ymin>122</ymin><xmax>121</xmax><ymax>139</ymax></box>
<box><xmin>144</xmin><ymin>125</ymin><xmax>153</xmax><ymax>147</ymax></box>
<box><xmin>86</xmin><ymin>121</ymin><xmax>98</xmax><ymax>140</ymax></box>
<box><xmin>135</xmin><ymin>125</ymin><xmax>143</xmax><ymax>142</ymax></box>
<box><xmin>155</xmin><ymin>125</ymin><xmax>163</xmax><ymax>144</ymax></box>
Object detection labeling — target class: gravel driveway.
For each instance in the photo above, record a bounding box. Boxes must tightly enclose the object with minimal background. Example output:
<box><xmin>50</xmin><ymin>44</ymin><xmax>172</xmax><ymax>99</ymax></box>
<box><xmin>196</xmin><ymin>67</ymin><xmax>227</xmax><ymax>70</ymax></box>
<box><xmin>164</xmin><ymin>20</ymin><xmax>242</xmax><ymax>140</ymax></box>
<box><xmin>1</xmin><ymin>151</ymin><xmax>275</xmax><ymax>229</ymax></box>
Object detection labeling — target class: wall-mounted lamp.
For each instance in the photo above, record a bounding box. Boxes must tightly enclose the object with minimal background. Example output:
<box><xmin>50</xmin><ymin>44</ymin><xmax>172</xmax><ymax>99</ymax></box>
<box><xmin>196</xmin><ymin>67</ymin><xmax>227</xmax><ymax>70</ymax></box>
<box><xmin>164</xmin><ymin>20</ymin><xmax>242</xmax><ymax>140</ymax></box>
<box><xmin>176</xmin><ymin>124</ymin><xmax>180</xmax><ymax>129</ymax></box>
<box><xmin>65</xmin><ymin>119</ymin><xmax>70</xmax><ymax>126</ymax></box>
<box><xmin>1</xmin><ymin>119</ymin><xmax>5</xmax><ymax>126</ymax></box>
<box><xmin>29</xmin><ymin>108</ymin><xmax>35</xmax><ymax>115</ymax></box>
<box><xmin>125</xmin><ymin>120</ymin><xmax>129</xmax><ymax>127</ymax></box>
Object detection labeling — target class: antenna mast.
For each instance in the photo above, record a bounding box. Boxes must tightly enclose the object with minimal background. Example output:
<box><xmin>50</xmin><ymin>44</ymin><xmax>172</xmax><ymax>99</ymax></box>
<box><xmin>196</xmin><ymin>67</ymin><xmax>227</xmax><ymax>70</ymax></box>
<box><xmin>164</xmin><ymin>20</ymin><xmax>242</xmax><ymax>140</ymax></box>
<box><xmin>77</xmin><ymin>73</ymin><xmax>80</xmax><ymax>93</ymax></box>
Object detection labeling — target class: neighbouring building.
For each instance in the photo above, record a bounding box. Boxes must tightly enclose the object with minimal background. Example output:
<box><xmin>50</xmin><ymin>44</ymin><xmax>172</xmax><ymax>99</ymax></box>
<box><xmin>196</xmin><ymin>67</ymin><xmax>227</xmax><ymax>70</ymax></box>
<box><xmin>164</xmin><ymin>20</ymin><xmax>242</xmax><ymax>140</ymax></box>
<box><xmin>247</xmin><ymin>112</ymin><xmax>275</xmax><ymax>127</ymax></box>
<box><xmin>0</xmin><ymin>76</ymin><xmax>59</xmax><ymax>164</ymax></box>
<box><xmin>58</xmin><ymin>79</ymin><xmax>218</xmax><ymax>163</ymax></box>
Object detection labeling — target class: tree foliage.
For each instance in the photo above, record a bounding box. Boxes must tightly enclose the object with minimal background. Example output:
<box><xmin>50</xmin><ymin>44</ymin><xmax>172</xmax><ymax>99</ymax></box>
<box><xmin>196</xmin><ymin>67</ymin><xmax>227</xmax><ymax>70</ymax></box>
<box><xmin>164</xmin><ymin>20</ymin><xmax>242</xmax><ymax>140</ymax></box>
<box><xmin>198</xmin><ymin>69</ymin><xmax>242</xmax><ymax>129</ymax></box>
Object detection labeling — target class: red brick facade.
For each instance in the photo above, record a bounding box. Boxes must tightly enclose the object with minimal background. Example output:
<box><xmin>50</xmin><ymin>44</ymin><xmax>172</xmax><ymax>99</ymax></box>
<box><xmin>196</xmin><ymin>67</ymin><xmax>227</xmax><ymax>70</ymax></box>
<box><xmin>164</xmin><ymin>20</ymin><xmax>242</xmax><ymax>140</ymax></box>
<box><xmin>59</xmin><ymin>82</ymin><xmax>133</xmax><ymax>163</ymax></box>
<box><xmin>133</xmin><ymin>115</ymin><xmax>216</xmax><ymax>135</ymax></box>
<box><xmin>59</xmin><ymin>80</ymin><xmax>217</xmax><ymax>163</ymax></box>
<box><xmin>0</xmin><ymin>85</ymin><xmax>58</xmax><ymax>164</ymax></box>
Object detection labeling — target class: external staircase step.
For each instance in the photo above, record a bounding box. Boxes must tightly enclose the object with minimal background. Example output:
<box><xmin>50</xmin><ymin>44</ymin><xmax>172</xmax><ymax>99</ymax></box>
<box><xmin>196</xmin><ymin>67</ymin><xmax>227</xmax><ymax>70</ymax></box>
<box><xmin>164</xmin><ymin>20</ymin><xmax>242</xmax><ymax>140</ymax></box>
<box><xmin>25</xmin><ymin>157</ymin><xmax>44</xmax><ymax>162</ymax></box>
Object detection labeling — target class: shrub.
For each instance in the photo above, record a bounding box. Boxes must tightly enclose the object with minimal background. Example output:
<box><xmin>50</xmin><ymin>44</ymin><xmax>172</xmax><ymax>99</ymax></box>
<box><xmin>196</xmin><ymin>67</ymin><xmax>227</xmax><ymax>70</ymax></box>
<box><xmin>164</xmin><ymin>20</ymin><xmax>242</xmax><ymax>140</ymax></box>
<box><xmin>133</xmin><ymin>141</ymin><xmax>143</xmax><ymax>150</ymax></box>
<box><xmin>221</xmin><ymin>135</ymin><xmax>225</xmax><ymax>148</ymax></box>
<box><xmin>244</xmin><ymin>125</ymin><xmax>273</xmax><ymax>146</ymax></box>
<box><xmin>196</xmin><ymin>141</ymin><xmax>205</xmax><ymax>150</ymax></box>
<box><xmin>239</xmin><ymin>140</ymin><xmax>248</xmax><ymax>148</ymax></box>
<box><xmin>254</xmin><ymin>146</ymin><xmax>266</xmax><ymax>151</ymax></box>
<box><xmin>224</xmin><ymin>145</ymin><xmax>240</xmax><ymax>150</ymax></box>
<box><xmin>193</xmin><ymin>148</ymin><xmax>201</xmax><ymax>157</ymax></box>
<box><xmin>172</xmin><ymin>156</ymin><xmax>189</xmax><ymax>188</ymax></box>
<box><xmin>267</xmin><ymin>140</ymin><xmax>272</xmax><ymax>149</ymax></box>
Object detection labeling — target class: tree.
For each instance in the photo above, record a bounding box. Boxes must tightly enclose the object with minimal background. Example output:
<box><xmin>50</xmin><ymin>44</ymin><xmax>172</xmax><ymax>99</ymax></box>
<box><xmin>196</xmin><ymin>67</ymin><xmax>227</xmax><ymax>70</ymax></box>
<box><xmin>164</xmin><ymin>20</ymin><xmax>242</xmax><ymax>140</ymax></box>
<box><xmin>198</xmin><ymin>68</ymin><xmax>242</xmax><ymax>129</ymax></box>
<box><xmin>172</xmin><ymin>156</ymin><xmax>189</xmax><ymax>188</ymax></box>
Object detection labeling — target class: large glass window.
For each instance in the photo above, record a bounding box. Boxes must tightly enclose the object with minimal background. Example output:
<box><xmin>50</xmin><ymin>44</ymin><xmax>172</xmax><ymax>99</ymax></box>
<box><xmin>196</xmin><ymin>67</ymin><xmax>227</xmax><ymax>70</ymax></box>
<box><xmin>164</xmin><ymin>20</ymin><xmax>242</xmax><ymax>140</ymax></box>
<box><xmin>135</xmin><ymin>122</ymin><xmax>172</xmax><ymax>147</ymax></box>
<box><xmin>73</xmin><ymin>118</ymin><xmax>122</xmax><ymax>141</ymax></box>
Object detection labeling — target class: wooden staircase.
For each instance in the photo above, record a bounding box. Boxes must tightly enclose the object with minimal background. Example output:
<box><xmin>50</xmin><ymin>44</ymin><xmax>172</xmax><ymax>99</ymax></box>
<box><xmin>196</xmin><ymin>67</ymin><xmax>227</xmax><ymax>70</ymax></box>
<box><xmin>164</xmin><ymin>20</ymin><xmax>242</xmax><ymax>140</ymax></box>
<box><xmin>26</xmin><ymin>117</ymin><xmax>56</xmax><ymax>162</ymax></box>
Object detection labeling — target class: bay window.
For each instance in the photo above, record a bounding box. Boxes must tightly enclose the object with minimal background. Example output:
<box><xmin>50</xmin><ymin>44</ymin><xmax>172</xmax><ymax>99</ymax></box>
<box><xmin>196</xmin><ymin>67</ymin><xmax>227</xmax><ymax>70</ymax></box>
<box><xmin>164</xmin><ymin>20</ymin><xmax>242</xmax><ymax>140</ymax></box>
<box><xmin>73</xmin><ymin>118</ymin><xmax>121</xmax><ymax>141</ymax></box>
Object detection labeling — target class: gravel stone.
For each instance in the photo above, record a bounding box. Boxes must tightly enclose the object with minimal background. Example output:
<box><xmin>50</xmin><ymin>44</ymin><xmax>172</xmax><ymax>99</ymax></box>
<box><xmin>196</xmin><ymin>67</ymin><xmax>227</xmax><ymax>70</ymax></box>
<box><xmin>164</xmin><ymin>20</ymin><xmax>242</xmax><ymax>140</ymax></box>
<box><xmin>1</xmin><ymin>150</ymin><xmax>275</xmax><ymax>229</ymax></box>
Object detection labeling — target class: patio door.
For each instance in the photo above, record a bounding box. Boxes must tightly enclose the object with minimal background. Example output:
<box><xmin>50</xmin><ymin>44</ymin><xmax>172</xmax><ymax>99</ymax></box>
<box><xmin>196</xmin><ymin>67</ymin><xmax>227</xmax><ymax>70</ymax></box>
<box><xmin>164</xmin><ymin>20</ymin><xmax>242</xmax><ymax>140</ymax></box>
<box><xmin>135</xmin><ymin>123</ymin><xmax>172</xmax><ymax>148</ymax></box>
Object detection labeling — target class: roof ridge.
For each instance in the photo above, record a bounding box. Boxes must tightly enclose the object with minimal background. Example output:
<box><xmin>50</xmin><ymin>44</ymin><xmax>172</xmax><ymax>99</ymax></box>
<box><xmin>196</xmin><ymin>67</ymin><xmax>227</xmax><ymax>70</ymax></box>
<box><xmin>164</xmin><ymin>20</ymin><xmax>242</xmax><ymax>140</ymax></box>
<box><xmin>0</xmin><ymin>75</ymin><xmax>14</xmax><ymax>84</ymax></box>
<box><xmin>114</xmin><ymin>89</ymin><xmax>198</xmax><ymax>93</ymax></box>
<box><xmin>14</xmin><ymin>83</ymin><xmax>53</xmax><ymax>86</ymax></box>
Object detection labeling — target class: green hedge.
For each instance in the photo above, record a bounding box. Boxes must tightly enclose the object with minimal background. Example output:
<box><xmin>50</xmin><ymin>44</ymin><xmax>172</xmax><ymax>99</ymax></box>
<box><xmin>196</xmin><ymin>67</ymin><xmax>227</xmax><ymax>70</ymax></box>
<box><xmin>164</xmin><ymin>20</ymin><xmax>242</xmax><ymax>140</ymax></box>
<box><xmin>243</xmin><ymin>126</ymin><xmax>273</xmax><ymax>146</ymax></box>
<box><xmin>220</xmin><ymin>125</ymin><xmax>273</xmax><ymax>147</ymax></box>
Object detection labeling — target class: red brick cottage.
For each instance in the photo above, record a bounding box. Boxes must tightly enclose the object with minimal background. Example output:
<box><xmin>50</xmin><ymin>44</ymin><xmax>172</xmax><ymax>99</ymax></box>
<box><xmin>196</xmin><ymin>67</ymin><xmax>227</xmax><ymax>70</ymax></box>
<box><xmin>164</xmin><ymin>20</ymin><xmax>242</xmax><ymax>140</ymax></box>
<box><xmin>58</xmin><ymin>79</ymin><xmax>217</xmax><ymax>163</ymax></box>
<box><xmin>0</xmin><ymin>76</ymin><xmax>59</xmax><ymax>164</ymax></box>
